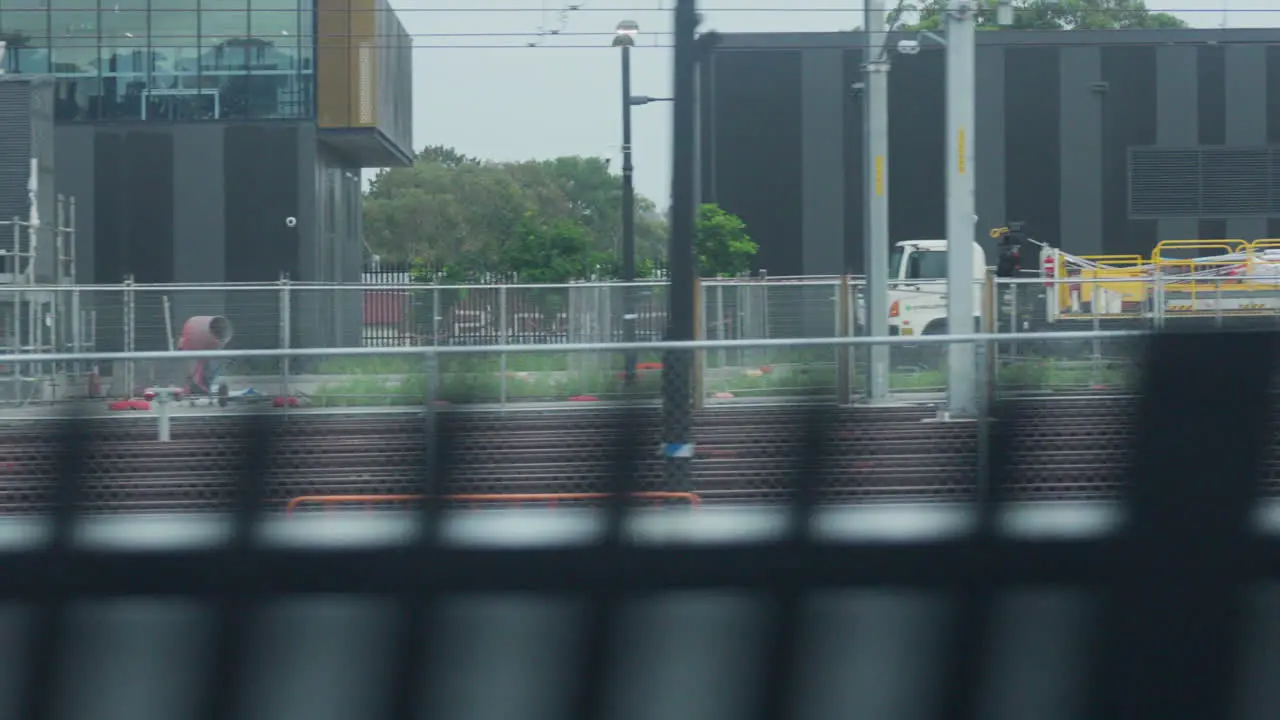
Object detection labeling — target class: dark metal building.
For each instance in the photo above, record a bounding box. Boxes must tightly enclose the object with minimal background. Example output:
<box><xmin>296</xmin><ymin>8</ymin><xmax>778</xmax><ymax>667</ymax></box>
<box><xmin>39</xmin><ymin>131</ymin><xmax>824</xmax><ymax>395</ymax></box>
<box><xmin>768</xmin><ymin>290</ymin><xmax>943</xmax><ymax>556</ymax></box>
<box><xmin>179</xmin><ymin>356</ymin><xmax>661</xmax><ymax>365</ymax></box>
<box><xmin>0</xmin><ymin>0</ymin><xmax>413</xmax><ymax>347</ymax></box>
<box><xmin>0</xmin><ymin>0</ymin><xmax>412</xmax><ymax>285</ymax></box>
<box><xmin>700</xmin><ymin>28</ymin><xmax>1280</xmax><ymax>277</ymax></box>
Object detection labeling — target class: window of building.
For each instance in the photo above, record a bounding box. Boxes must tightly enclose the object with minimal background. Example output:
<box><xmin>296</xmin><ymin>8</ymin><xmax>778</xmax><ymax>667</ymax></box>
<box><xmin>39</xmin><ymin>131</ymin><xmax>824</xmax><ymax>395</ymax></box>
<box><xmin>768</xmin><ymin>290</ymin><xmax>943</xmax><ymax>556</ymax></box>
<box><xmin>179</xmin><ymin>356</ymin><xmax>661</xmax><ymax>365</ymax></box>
<box><xmin>148</xmin><ymin>0</ymin><xmax>207</xmax><ymax>120</ymax></box>
<box><xmin>14</xmin><ymin>1</ymin><xmax>316</xmax><ymax>123</ymax></box>
<box><xmin>51</xmin><ymin>0</ymin><xmax>99</xmax><ymax>122</ymax></box>
<box><xmin>0</xmin><ymin>1</ymin><xmax>51</xmax><ymax>74</ymax></box>
<box><xmin>100</xmin><ymin>0</ymin><xmax>148</xmax><ymax>119</ymax></box>
<box><xmin>248</xmin><ymin>0</ymin><xmax>306</xmax><ymax>118</ymax></box>
<box><xmin>200</xmin><ymin>0</ymin><xmax>250</xmax><ymax>119</ymax></box>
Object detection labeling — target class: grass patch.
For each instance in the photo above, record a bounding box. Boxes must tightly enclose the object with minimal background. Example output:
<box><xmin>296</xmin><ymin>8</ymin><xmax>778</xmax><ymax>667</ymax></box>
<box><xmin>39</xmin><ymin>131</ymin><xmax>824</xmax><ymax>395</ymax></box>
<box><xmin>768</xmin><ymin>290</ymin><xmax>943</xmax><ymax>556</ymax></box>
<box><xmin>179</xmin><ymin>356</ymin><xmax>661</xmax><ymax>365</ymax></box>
<box><xmin>306</xmin><ymin>355</ymin><xmax>1142</xmax><ymax>407</ymax></box>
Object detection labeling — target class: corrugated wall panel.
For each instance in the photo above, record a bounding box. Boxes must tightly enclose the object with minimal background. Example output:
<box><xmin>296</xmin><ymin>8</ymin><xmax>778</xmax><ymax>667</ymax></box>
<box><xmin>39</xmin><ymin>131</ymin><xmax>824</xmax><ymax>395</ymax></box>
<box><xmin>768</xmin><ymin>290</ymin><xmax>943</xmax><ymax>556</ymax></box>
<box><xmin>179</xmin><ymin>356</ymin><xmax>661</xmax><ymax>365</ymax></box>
<box><xmin>0</xmin><ymin>79</ymin><xmax>34</xmax><ymax>222</ymax></box>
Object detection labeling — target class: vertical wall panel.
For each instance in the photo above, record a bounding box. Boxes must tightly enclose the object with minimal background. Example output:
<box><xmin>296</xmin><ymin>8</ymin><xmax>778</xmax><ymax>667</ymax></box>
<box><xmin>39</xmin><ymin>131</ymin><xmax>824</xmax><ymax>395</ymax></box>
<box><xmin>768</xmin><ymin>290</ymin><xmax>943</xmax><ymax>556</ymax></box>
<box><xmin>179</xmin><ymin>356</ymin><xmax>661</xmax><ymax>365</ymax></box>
<box><xmin>124</xmin><ymin>132</ymin><xmax>175</xmax><ymax>355</ymax></box>
<box><xmin>975</xmin><ymin>44</ymin><xmax>1005</xmax><ymax>257</ymax></box>
<box><xmin>1004</xmin><ymin>47</ymin><xmax>1060</xmax><ymax>251</ymax></box>
<box><xmin>1101</xmin><ymin>46</ymin><xmax>1158</xmax><ymax>256</ymax></box>
<box><xmin>92</xmin><ymin>132</ymin><xmax>125</xmax><ymax>353</ymax></box>
<box><xmin>842</xmin><ymin>49</ymin><xmax>865</xmax><ymax>274</ymax></box>
<box><xmin>122</xmin><ymin>132</ymin><xmax>174</xmax><ymax>288</ymax></box>
<box><xmin>93</xmin><ymin>132</ymin><xmax>124</xmax><ymax>287</ymax></box>
<box><xmin>1268</xmin><ymin>46</ymin><xmax>1280</xmax><ymax>145</ymax></box>
<box><xmin>1199</xmin><ymin>219</ymin><xmax>1228</xmax><ymax>242</ymax></box>
<box><xmin>173</xmin><ymin>125</ymin><xmax>225</xmax><ymax>284</ymax></box>
<box><xmin>708</xmin><ymin>50</ymin><xmax>803</xmax><ymax>276</ymax></box>
<box><xmin>1225</xmin><ymin>45</ymin><xmax>1268</xmax><ymax>241</ymax></box>
<box><xmin>224</xmin><ymin>124</ymin><xmax>301</xmax><ymax>349</ymax></box>
<box><xmin>1059</xmin><ymin>47</ymin><xmax>1104</xmax><ymax>256</ymax></box>
<box><xmin>888</xmin><ymin>49</ymin><xmax>945</xmax><ymax>242</ymax></box>
<box><xmin>1196</xmin><ymin>46</ymin><xmax>1225</xmax><ymax>146</ymax></box>
<box><xmin>699</xmin><ymin>57</ymin><xmax>718</xmax><ymax>208</ymax></box>
<box><xmin>800</xmin><ymin>49</ymin><xmax>846</xmax><ymax>275</ymax></box>
<box><xmin>54</xmin><ymin>125</ymin><xmax>95</xmax><ymax>284</ymax></box>
<box><xmin>172</xmin><ymin>125</ymin><xmax>226</xmax><ymax>327</ymax></box>
<box><xmin>1157</xmin><ymin>45</ymin><xmax>1200</xmax><ymax>243</ymax></box>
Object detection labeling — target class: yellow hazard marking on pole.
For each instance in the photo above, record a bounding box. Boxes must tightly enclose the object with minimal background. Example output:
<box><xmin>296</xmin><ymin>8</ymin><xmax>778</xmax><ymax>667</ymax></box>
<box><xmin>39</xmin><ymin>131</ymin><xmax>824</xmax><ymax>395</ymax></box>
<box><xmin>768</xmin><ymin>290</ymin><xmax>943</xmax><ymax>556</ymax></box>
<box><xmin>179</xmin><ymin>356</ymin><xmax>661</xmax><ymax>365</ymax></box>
<box><xmin>958</xmin><ymin>128</ymin><xmax>967</xmax><ymax>174</ymax></box>
<box><xmin>875</xmin><ymin>155</ymin><xmax>885</xmax><ymax>196</ymax></box>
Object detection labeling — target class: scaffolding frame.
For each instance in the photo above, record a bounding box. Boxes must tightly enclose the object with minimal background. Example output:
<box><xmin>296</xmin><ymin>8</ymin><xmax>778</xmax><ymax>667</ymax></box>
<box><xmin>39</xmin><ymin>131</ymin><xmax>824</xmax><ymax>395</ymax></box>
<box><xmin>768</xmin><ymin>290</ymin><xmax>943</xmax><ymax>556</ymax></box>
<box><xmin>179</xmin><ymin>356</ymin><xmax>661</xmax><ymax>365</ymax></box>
<box><xmin>0</xmin><ymin>193</ymin><xmax>88</xmax><ymax>403</ymax></box>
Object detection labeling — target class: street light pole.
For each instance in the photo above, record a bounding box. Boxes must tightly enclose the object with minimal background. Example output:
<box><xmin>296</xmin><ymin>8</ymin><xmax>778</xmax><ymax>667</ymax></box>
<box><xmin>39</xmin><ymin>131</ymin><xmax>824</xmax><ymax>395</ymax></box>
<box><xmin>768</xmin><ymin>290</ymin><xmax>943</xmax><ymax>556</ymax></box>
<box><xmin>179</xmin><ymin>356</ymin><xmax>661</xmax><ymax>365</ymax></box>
<box><xmin>864</xmin><ymin>0</ymin><xmax>891</xmax><ymax>402</ymax></box>
<box><xmin>615</xmin><ymin>21</ymin><xmax>639</xmax><ymax>384</ymax></box>
<box><xmin>663</xmin><ymin>0</ymin><xmax>698</xmax><ymax>490</ymax></box>
<box><xmin>945</xmin><ymin>0</ymin><xmax>977</xmax><ymax>417</ymax></box>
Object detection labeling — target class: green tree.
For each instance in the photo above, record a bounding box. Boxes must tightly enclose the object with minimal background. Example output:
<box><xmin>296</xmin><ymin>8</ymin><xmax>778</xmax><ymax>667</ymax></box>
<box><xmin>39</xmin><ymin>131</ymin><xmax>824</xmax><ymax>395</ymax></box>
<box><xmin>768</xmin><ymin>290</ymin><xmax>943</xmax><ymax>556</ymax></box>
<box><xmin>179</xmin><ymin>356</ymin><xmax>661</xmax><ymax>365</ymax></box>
<box><xmin>363</xmin><ymin>156</ymin><xmax>529</xmax><ymax>266</ymax></box>
<box><xmin>416</xmin><ymin>144</ymin><xmax>480</xmax><ymax>168</ymax></box>
<box><xmin>694</xmin><ymin>204</ymin><xmax>757</xmax><ymax>277</ymax></box>
<box><xmin>498</xmin><ymin>212</ymin><xmax>611</xmax><ymax>283</ymax></box>
<box><xmin>362</xmin><ymin>147</ymin><xmax>669</xmax><ymax>273</ymax></box>
<box><xmin>897</xmin><ymin>0</ymin><xmax>1186</xmax><ymax>32</ymax></box>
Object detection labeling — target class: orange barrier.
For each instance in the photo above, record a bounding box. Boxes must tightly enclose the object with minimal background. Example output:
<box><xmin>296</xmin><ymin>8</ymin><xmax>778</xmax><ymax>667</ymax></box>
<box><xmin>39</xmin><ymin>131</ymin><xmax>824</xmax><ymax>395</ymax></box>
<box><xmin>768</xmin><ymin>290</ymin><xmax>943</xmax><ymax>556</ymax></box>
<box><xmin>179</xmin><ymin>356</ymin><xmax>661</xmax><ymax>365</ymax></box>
<box><xmin>285</xmin><ymin>491</ymin><xmax>702</xmax><ymax>516</ymax></box>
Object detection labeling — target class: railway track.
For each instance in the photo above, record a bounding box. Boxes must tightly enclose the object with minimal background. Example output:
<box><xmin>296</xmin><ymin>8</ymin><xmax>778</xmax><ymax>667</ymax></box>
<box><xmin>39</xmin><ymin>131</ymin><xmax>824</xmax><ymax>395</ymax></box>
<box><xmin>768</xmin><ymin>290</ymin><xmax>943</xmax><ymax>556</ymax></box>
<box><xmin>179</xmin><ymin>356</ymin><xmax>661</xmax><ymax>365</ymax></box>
<box><xmin>0</xmin><ymin>396</ymin><xmax>1245</xmax><ymax>513</ymax></box>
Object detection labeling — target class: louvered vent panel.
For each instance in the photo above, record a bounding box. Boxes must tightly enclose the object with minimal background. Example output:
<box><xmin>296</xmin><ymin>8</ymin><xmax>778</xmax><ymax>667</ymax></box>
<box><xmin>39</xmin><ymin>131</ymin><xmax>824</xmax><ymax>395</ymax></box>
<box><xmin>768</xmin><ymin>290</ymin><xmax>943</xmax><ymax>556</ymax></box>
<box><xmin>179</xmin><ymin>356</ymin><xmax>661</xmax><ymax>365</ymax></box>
<box><xmin>1130</xmin><ymin>146</ymin><xmax>1279</xmax><ymax>218</ymax></box>
<box><xmin>0</xmin><ymin>80</ymin><xmax>32</xmax><ymax>223</ymax></box>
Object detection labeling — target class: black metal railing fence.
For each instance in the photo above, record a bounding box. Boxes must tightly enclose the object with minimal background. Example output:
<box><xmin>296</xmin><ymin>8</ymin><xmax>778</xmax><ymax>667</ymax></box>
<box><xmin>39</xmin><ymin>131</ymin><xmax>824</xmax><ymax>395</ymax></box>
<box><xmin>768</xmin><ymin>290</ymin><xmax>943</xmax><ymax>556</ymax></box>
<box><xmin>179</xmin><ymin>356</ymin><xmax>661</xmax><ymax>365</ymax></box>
<box><xmin>0</xmin><ymin>328</ymin><xmax>1276</xmax><ymax>719</ymax></box>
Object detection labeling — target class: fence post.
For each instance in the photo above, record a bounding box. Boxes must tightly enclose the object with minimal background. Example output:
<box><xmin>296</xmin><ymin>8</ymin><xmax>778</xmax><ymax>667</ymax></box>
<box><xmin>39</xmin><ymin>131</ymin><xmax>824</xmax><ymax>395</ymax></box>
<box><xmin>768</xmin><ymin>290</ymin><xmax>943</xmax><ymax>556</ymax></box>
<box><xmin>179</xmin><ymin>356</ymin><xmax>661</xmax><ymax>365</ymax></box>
<box><xmin>280</xmin><ymin>274</ymin><xmax>292</xmax><ymax>406</ymax></box>
<box><xmin>714</xmin><ymin>282</ymin><xmax>726</xmax><ymax>372</ymax></box>
<box><xmin>1008</xmin><ymin>278</ymin><xmax>1017</xmax><ymax>363</ymax></box>
<box><xmin>693</xmin><ymin>277</ymin><xmax>705</xmax><ymax>410</ymax></box>
<box><xmin>71</xmin><ymin>287</ymin><xmax>81</xmax><ymax>380</ymax></box>
<box><xmin>836</xmin><ymin>275</ymin><xmax>851</xmax><ymax>406</ymax></box>
<box><xmin>123</xmin><ymin>275</ymin><xmax>135</xmax><ymax>397</ymax></box>
<box><xmin>432</xmin><ymin>284</ymin><xmax>441</xmax><ymax>348</ymax></box>
<box><xmin>1154</xmin><ymin>272</ymin><xmax>1166</xmax><ymax>330</ymax></box>
<box><xmin>499</xmin><ymin>285</ymin><xmax>508</xmax><ymax>407</ymax></box>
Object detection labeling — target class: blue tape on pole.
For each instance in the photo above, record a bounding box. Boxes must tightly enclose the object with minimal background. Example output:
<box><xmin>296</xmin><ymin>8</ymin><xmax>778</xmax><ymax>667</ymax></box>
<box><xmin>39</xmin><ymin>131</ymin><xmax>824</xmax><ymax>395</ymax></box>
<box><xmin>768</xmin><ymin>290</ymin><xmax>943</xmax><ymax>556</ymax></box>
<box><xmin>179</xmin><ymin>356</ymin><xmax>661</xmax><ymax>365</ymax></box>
<box><xmin>662</xmin><ymin>443</ymin><xmax>696</xmax><ymax>459</ymax></box>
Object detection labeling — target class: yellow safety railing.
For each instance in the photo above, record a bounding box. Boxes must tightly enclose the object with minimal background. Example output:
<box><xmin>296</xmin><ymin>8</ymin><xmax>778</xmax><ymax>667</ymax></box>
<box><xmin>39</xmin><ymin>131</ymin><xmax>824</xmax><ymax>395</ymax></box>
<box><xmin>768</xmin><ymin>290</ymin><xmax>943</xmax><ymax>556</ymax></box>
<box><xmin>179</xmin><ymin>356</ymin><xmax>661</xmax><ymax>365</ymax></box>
<box><xmin>1079</xmin><ymin>254</ymin><xmax>1145</xmax><ymax>267</ymax></box>
<box><xmin>1048</xmin><ymin>239</ymin><xmax>1280</xmax><ymax>319</ymax></box>
<box><xmin>1065</xmin><ymin>254</ymin><xmax>1148</xmax><ymax>311</ymax></box>
<box><xmin>1152</xmin><ymin>239</ymin><xmax>1246</xmax><ymax>265</ymax></box>
<box><xmin>1151</xmin><ymin>240</ymin><xmax>1250</xmax><ymax>305</ymax></box>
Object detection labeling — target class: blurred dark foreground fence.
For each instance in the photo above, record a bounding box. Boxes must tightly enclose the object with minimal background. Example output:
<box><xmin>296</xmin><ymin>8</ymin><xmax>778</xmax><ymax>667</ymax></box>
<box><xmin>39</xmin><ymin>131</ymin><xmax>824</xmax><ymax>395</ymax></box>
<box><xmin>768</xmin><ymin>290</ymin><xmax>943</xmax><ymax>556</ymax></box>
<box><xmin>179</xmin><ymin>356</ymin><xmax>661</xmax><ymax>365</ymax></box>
<box><xmin>0</xmin><ymin>329</ymin><xmax>1279</xmax><ymax>720</ymax></box>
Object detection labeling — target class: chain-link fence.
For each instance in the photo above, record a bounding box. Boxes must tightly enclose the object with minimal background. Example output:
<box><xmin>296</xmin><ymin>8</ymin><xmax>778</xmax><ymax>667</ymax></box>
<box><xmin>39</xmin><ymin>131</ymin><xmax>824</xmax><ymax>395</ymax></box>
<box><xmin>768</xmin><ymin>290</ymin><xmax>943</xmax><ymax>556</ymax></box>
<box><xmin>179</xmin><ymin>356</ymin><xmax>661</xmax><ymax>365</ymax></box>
<box><xmin>13</xmin><ymin>272</ymin><xmax>1279</xmax><ymax>404</ymax></box>
<box><xmin>987</xmin><ymin>274</ymin><xmax>1280</xmax><ymax>398</ymax></box>
<box><xmin>0</xmin><ymin>328</ymin><xmax>1260</xmax><ymax>516</ymax></box>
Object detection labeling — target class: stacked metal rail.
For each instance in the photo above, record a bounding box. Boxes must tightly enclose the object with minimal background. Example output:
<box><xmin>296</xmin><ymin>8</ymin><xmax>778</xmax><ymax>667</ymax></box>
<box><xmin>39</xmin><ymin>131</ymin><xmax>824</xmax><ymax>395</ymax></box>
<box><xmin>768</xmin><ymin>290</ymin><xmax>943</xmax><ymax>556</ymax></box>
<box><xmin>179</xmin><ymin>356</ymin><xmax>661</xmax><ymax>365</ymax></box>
<box><xmin>0</xmin><ymin>394</ymin><xmax>1238</xmax><ymax>514</ymax></box>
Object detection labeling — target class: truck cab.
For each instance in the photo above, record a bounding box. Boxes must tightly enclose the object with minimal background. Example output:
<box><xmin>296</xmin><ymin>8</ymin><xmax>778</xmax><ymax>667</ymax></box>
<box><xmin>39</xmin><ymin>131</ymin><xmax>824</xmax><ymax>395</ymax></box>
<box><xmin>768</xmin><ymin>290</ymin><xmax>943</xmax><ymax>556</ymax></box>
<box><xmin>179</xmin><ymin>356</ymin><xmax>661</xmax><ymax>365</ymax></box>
<box><xmin>887</xmin><ymin>239</ymin><xmax>986</xmax><ymax>336</ymax></box>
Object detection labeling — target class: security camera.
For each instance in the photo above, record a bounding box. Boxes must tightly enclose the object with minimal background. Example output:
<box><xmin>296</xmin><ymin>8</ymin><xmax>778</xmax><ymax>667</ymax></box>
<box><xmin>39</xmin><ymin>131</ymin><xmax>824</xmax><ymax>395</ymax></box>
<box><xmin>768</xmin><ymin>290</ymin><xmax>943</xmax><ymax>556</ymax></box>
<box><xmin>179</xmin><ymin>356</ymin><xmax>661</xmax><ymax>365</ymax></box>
<box><xmin>285</xmin><ymin>216</ymin><xmax>297</xmax><ymax>228</ymax></box>
<box><xmin>897</xmin><ymin>39</ymin><xmax>921</xmax><ymax>55</ymax></box>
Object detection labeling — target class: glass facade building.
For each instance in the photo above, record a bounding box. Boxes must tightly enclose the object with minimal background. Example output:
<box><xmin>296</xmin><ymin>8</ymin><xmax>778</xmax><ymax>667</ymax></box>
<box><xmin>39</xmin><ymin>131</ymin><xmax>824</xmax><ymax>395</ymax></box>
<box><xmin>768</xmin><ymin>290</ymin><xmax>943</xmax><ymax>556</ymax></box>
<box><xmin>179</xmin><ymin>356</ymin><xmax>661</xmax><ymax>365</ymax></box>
<box><xmin>0</xmin><ymin>1</ymin><xmax>314</xmax><ymax>122</ymax></box>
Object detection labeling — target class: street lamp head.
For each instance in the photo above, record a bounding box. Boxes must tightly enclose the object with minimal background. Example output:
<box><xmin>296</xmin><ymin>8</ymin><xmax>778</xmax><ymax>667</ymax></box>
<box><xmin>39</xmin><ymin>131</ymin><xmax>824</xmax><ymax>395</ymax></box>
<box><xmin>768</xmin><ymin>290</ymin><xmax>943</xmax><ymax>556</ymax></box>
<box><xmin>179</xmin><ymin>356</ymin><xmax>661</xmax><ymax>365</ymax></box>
<box><xmin>613</xmin><ymin>19</ymin><xmax>639</xmax><ymax>46</ymax></box>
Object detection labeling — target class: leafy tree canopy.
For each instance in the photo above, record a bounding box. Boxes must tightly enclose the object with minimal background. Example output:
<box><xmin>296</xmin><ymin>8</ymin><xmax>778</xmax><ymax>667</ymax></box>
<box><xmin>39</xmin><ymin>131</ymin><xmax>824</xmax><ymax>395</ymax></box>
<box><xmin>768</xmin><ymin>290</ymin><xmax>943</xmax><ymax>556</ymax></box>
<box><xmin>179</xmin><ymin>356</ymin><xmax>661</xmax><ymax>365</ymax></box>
<box><xmin>695</xmin><ymin>204</ymin><xmax>758</xmax><ymax>278</ymax></box>
<box><xmin>895</xmin><ymin>0</ymin><xmax>1187</xmax><ymax>31</ymax></box>
<box><xmin>497</xmin><ymin>212</ymin><xmax>613</xmax><ymax>284</ymax></box>
<box><xmin>363</xmin><ymin>145</ymin><xmax>666</xmax><ymax>272</ymax></box>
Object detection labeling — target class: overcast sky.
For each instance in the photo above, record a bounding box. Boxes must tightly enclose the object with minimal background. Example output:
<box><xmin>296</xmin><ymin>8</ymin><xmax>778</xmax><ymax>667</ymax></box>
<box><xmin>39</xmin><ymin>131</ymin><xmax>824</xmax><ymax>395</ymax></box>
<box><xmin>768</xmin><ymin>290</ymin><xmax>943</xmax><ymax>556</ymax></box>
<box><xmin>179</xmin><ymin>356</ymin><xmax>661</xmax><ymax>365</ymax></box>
<box><xmin>389</xmin><ymin>0</ymin><xmax>1280</xmax><ymax>203</ymax></box>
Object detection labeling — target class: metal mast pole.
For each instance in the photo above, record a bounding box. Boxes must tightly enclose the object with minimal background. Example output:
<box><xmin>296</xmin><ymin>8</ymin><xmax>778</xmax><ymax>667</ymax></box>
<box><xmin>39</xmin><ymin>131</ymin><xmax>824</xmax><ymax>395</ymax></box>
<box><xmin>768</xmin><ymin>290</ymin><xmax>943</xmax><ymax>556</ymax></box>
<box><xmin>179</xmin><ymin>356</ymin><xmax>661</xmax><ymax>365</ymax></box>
<box><xmin>620</xmin><ymin>43</ymin><xmax>638</xmax><ymax>384</ymax></box>
<box><xmin>864</xmin><ymin>0</ymin><xmax>891</xmax><ymax>401</ymax></box>
<box><xmin>945</xmin><ymin>0</ymin><xmax>977</xmax><ymax>417</ymax></box>
<box><xmin>662</xmin><ymin>0</ymin><xmax>698</xmax><ymax>489</ymax></box>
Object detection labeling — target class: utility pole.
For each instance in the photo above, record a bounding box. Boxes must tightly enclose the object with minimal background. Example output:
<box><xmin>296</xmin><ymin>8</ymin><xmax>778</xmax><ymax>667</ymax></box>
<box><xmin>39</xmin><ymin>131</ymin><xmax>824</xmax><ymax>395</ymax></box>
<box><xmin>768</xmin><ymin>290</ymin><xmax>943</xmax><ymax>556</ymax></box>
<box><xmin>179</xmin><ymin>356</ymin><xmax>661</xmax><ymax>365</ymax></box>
<box><xmin>945</xmin><ymin>0</ymin><xmax>977</xmax><ymax>417</ymax></box>
<box><xmin>614</xmin><ymin>21</ymin><xmax>639</xmax><ymax>384</ymax></box>
<box><xmin>864</xmin><ymin>0</ymin><xmax>891</xmax><ymax>401</ymax></box>
<box><xmin>662</xmin><ymin>0</ymin><xmax>698</xmax><ymax>490</ymax></box>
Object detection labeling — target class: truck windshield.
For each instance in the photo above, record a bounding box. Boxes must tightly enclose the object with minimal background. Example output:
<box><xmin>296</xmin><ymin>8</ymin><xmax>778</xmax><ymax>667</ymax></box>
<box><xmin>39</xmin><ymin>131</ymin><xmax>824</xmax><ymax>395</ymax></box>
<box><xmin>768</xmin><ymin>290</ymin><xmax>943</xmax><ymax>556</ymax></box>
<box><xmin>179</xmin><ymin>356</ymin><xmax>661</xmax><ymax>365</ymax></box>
<box><xmin>906</xmin><ymin>250</ymin><xmax>948</xmax><ymax>280</ymax></box>
<box><xmin>889</xmin><ymin>246</ymin><xmax>904</xmax><ymax>278</ymax></box>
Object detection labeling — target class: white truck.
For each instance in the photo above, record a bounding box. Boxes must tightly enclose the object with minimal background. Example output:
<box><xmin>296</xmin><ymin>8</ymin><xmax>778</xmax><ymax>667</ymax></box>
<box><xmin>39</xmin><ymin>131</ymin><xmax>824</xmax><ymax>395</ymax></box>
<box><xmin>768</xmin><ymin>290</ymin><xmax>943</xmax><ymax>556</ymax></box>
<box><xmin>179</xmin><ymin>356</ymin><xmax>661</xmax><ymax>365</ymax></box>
<box><xmin>886</xmin><ymin>239</ymin><xmax>987</xmax><ymax>336</ymax></box>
